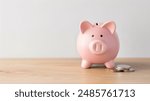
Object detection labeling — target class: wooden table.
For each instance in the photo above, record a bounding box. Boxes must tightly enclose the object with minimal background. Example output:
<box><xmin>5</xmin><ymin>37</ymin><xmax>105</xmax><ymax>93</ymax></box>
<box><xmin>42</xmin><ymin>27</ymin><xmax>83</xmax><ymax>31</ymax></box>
<box><xmin>0</xmin><ymin>58</ymin><xmax>149</xmax><ymax>84</ymax></box>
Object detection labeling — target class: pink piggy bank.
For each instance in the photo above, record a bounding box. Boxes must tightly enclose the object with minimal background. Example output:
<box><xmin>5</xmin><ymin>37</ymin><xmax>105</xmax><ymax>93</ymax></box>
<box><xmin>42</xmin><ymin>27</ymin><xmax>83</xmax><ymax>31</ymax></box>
<box><xmin>77</xmin><ymin>20</ymin><xmax>119</xmax><ymax>69</ymax></box>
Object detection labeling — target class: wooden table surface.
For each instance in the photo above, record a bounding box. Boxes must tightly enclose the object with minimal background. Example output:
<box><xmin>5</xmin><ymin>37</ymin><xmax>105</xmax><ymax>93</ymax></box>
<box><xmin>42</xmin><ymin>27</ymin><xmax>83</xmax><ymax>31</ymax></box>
<box><xmin>0</xmin><ymin>58</ymin><xmax>149</xmax><ymax>84</ymax></box>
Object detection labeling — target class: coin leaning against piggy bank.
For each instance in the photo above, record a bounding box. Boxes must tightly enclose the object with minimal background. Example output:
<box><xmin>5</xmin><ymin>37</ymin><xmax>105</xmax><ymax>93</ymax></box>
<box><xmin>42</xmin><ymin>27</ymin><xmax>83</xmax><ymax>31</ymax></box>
<box><xmin>114</xmin><ymin>64</ymin><xmax>135</xmax><ymax>72</ymax></box>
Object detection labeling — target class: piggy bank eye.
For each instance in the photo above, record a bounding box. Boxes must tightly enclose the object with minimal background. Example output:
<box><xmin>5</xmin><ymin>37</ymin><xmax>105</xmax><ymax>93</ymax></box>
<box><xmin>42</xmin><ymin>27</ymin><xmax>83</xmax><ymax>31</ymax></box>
<box><xmin>100</xmin><ymin>35</ymin><xmax>103</xmax><ymax>37</ymax></box>
<box><xmin>92</xmin><ymin>35</ymin><xmax>94</xmax><ymax>37</ymax></box>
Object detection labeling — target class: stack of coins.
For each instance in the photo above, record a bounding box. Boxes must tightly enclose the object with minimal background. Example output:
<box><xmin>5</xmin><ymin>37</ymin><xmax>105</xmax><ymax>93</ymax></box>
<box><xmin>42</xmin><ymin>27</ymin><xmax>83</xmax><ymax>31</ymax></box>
<box><xmin>114</xmin><ymin>64</ymin><xmax>135</xmax><ymax>72</ymax></box>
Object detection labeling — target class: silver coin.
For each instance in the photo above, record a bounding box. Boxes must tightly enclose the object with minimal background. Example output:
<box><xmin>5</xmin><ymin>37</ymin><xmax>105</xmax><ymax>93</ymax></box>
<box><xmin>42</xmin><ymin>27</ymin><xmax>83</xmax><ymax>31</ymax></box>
<box><xmin>116</xmin><ymin>64</ymin><xmax>131</xmax><ymax>69</ymax></box>
<box><xmin>129</xmin><ymin>68</ymin><xmax>135</xmax><ymax>72</ymax></box>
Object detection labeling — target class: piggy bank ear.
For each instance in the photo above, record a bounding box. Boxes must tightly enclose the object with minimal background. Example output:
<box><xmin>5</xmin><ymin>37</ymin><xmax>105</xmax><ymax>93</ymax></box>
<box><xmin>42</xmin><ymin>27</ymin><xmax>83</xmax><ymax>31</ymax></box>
<box><xmin>101</xmin><ymin>21</ymin><xmax>116</xmax><ymax>34</ymax></box>
<box><xmin>80</xmin><ymin>21</ymin><xmax>92</xmax><ymax>33</ymax></box>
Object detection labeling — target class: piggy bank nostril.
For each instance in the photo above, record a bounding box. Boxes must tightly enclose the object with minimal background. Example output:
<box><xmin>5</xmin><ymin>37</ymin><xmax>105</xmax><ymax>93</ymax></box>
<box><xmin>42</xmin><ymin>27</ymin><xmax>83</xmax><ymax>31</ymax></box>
<box><xmin>100</xmin><ymin>35</ymin><xmax>103</xmax><ymax>37</ymax></box>
<box><xmin>92</xmin><ymin>35</ymin><xmax>94</xmax><ymax>37</ymax></box>
<box><xmin>95</xmin><ymin>44</ymin><xmax>101</xmax><ymax>52</ymax></box>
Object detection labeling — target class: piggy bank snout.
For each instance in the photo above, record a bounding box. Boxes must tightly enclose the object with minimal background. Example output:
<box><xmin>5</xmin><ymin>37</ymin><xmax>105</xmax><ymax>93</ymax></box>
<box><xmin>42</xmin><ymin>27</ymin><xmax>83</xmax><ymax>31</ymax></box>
<box><xmin>89</xmin><ymin>40</ymin><xmax>107</xmax><ymax>54</ymax></box>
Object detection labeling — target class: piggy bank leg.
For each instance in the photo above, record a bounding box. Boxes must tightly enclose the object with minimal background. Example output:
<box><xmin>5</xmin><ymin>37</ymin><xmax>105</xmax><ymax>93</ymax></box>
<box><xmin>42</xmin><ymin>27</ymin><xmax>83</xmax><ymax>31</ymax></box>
<box><xmin>81</xmin><ymin>60</ymin><xmax>91</xmax><ymax>69</ymax></box>
<box><xmin>104</xmin><ymin>60</ymin><xmax>115</xmax><ymax>69</ymax></box>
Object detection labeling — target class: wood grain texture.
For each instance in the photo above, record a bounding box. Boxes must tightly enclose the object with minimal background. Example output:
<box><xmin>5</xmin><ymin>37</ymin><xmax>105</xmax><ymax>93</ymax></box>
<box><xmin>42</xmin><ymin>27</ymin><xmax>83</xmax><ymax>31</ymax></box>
<box><xmin>0</xmin><ymin>58</ymin><xmax>150</xmax><ymax>84</ymax></box>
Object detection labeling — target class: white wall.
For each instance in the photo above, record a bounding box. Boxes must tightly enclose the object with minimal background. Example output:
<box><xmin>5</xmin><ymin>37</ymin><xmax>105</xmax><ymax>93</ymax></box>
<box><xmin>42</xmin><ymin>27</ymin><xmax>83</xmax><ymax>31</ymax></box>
<box><xmin>0</xmin><ymin>0</ymin><xmax>150</xmax><ymax>58</ymax></box>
